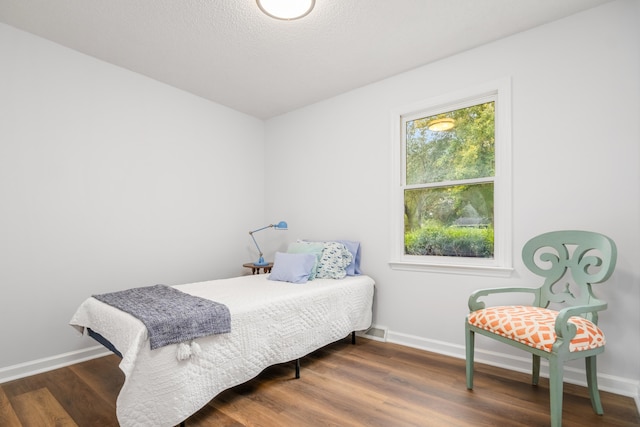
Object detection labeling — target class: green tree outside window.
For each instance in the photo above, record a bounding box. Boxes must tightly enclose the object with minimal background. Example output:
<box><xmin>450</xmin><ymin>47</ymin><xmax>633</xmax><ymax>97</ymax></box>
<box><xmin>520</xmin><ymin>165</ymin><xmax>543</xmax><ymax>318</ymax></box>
<box><xmin>404</xmin><ymin>102</ymin><xmax>495</xmax><ymax>258</ymax></box>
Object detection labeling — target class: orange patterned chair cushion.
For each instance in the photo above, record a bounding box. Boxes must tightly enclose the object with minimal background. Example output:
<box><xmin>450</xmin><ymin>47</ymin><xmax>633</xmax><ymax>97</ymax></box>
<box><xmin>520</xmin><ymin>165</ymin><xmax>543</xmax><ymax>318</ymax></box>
<box><xmin>467</xmin><ymin>306</ymin><xmax>605</xmax><ymax>353</ymax></box>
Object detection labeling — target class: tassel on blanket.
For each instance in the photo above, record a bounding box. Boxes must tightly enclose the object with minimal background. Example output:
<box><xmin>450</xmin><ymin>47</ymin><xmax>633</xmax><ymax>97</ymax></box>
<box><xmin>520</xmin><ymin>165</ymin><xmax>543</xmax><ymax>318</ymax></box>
<box><xmin>177</xmin><ymin>342</ymin><xmax>191</xmax><ymax>360</ymax></box>
<box><xmin>176</xmin><ymin>341</ymin><xmax>201</xmax><ymax>361</ymax></box>
<box><xmin>191</xmin><ymin>341</ymin><xmax>202</xmax><ymax>356</ymax></box>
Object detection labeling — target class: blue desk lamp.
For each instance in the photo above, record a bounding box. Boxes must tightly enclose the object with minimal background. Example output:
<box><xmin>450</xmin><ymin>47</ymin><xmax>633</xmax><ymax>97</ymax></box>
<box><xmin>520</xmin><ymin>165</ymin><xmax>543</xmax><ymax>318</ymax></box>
<box><xmin>249</xmin><ymin>221</ymin><xmax>288</xmax><ymax>266</ymax></box>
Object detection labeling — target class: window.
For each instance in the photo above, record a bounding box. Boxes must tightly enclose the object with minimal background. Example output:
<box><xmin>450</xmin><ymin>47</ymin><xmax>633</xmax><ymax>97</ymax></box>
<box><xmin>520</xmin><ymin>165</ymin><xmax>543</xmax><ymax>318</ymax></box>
<box><xmin>390</xmin><ymin>79</ymin><xmax>512</xmax><ymax>276</ymax></box>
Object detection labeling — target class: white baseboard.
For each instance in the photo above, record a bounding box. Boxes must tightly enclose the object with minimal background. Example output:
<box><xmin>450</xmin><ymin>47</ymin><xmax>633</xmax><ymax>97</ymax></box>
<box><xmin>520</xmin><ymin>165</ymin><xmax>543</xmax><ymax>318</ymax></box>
<box><xmin>387</xmin><ymin>330</ymin><xmax>640</xmax><ymax>405</ymax></box>
<box><xmin>0</xmin><ymin>345</ymin><xmax>110</xmax><ymax>384</ymax></box>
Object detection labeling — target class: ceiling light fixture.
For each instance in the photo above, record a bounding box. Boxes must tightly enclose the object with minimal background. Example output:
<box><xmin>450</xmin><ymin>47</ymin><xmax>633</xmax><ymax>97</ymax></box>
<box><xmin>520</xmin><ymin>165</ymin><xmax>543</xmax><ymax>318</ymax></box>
<box><xmin>257</xmin><ymin>0</ymin><xmax>315</xmax><ymax>20</ymax></box>
<box><xmin>427</xmin><ymin>118</ymin><xmax>455</xmax><ymax>132</ymax></box>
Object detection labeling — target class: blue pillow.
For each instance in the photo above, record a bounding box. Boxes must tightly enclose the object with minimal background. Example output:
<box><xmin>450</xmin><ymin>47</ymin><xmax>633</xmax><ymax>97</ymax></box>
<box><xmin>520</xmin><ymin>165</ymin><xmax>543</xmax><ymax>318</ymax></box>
<box><xmin>268</xmin><ymin>252</ymin><xmax>317</xmax><ymax>284</ymax></box>
<box><xmin>287</xmin><ymin>242</ymin><xmax>325</xmax><ymax>280</ymax></box>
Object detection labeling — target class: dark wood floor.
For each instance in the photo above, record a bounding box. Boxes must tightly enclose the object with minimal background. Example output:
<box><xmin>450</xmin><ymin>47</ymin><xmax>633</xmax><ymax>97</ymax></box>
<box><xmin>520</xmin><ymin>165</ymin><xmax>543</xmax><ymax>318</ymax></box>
<box><xmin>1</xmin><ymin>338</ymin><xmax>638</xmax><ymax>426</ymax></box>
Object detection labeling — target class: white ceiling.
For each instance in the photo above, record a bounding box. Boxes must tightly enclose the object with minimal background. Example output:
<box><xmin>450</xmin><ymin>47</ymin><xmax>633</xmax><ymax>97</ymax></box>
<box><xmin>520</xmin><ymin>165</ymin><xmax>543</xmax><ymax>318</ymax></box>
<box><xmin>0</xmin><ymin>0</ymin><xmax>613</xmax><ymax>119</ymax></box>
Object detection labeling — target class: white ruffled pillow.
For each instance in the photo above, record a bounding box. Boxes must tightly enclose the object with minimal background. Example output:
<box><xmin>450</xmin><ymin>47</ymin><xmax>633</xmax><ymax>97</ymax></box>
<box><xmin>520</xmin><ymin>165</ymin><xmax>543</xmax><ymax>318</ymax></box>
<box><xmin>315</xmin><ymin>242</ymin><xmax>353</xmax><ymax>279</ymax></box>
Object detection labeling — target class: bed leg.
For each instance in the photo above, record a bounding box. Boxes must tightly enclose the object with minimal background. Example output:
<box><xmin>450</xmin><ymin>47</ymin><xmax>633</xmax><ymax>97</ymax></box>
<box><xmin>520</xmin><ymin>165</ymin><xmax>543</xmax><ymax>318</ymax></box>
<box><xmin>295</xmin><ymin>358</ymin><xmax>300</xmax><ymax>379</ymax></box>
<box><xmin>352</xmin><ymin>331</ymin><xmax>356</xmax><ymax>345</ymax></box>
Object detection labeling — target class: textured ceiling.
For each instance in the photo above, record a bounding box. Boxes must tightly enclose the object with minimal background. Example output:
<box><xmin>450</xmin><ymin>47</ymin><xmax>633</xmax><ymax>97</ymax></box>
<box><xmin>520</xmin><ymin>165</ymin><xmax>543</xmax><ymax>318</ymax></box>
<box><xmin>0</xmin><ymin>0</ymin><xmax>613</xmax><ymax>119</ymax></box>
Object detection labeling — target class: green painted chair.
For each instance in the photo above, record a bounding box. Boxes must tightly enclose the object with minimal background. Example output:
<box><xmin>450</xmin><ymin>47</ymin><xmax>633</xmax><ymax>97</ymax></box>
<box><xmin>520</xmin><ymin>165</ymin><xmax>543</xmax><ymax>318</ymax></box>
<box><xmin>465</xmin><ymin>230</ymin><xmax>617</xmax><ymax>427</ymax></box>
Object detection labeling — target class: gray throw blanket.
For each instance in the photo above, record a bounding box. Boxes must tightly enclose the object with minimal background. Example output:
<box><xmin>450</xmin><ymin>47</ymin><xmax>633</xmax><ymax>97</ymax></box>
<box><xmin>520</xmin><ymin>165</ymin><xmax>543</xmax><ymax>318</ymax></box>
<box><xmin>93</xmin><ymin>285</ymin><xmax>231</xmax><ymax>350</ymax></box>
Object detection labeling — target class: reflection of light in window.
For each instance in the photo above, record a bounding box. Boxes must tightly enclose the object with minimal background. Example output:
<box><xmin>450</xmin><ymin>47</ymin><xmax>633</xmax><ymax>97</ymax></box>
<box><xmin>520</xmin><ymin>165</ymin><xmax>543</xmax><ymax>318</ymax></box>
<box><xmin>427</xmin><ymin>118</ymin><xmax>455</xmax><ymax>131</ymax></box>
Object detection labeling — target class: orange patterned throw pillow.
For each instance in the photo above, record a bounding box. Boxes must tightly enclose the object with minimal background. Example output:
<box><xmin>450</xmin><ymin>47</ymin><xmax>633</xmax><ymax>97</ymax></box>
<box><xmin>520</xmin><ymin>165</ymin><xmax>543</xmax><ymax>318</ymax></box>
<box><xmin>467</xmin><ymin>306</ymin><xmax>605</xmax><ymax>353</ymax></box>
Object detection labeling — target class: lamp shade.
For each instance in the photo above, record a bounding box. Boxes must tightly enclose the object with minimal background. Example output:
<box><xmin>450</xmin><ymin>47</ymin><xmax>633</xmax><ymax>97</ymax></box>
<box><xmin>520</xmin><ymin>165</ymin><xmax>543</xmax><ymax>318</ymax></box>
<box><xmin>274</xmin><ymin>221</ymin><xmax>288</xmax><ymax>230</ymax></box>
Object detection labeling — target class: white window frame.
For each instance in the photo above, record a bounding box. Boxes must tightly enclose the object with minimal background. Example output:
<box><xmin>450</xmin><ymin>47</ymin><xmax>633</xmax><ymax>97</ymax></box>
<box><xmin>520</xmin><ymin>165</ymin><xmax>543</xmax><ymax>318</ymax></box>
<box><xmin>389</xmin><ymin>78</ymin><xmax>513</xmax><ymax>277</ymax></box>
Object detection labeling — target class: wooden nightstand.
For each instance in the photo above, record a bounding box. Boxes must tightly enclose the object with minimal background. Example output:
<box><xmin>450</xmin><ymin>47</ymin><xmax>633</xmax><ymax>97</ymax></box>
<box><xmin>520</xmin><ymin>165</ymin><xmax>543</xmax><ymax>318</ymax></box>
<box><xmin>243</xmin><ymin>262</ymin><xmax>273</xmax><ymax>275</ymax></box>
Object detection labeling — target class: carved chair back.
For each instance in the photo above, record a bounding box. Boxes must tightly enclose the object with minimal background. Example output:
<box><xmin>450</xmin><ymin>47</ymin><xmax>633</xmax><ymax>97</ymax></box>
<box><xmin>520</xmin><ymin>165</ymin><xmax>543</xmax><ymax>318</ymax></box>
<box><xmin>522</xmin><ymin>230</ymin><xmax>617</xmax><ymax>323</ymax></box>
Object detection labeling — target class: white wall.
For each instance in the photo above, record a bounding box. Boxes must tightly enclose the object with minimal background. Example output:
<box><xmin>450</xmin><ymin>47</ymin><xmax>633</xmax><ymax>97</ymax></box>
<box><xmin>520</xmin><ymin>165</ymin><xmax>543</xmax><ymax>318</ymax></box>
<box><xmin>264</xmin><ymin>0</ymin><xmax>640</xmax><ymax>397</ymax></box>
<box><xmin>0</xmin><ymin>24</ymin><xmax>265</xmax><ymax>372</ymax></box>
<box><xmin>1</xmin><ymin>0</ymin><xmax>638</xmax><ymax>404</ymax></box>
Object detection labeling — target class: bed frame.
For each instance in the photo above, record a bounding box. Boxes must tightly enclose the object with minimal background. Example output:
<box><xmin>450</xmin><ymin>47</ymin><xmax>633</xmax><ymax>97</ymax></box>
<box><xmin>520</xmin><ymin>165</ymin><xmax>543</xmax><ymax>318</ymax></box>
<box><xmin>89</xmin><ymin>327</ymin><xmax>357</xmax><ymax>378</ymax></box>
<box><xmin>71</xmin><ymin>274</ymin><xmax>374</xmax><ymax>427</ymax></box>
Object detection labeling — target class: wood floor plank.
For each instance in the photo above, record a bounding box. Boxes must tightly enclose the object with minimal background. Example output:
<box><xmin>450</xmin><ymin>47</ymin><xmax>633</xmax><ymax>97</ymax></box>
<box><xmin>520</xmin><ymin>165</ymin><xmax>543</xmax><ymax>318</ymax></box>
<box><xmin>181</xmin><ymin>401</ymin><xmax>243</xmax><ymax>427</ymax></box>
<box><xmin>1</xmin><ymin>370</ymin><xmax>49</xmax><ymax>398</ymax></box>
<box><xmin>0</xmin><ymin>386</ymin><xmax>21</xmax><ymax>427</ymax></box>
<box><xmin>43</xmin><ymin>363</ymin><xmax>118</xmax><ymax>426</ymax></box>
<box><xmin>67</xmin><ymin>355</ymin><xmax>123</xmax><ymax>409</ymax></box>
<box><xmin>261</xmin><ymin>368</ymin><xmax>389</xmax><ymax>427</ymax></box>
<box><xmin>314</xmin><ymin>350</ymin><xmax>507</xmax><ymax>426</ymax></box>
<box><xmin>11</xmin><ymin>388</ymin><xmax>77</xmax><ymax>427</ymax></box>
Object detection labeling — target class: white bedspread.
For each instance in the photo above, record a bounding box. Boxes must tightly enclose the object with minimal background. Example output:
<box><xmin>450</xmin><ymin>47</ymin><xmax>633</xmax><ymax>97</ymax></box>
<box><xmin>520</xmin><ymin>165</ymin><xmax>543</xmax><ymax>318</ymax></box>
<box><xmin>70</xmin><ymin>274</ymin><xmax>374</xmax><ymax>427</ymax></box>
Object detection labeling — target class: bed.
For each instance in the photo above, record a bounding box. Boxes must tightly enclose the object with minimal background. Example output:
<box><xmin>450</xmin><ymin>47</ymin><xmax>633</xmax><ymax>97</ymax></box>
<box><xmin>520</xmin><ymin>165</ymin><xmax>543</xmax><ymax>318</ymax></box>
<box><xmin>70</xmin><ymin>272</ymin><xmax>374</xmax><ymax>427</ymax></box>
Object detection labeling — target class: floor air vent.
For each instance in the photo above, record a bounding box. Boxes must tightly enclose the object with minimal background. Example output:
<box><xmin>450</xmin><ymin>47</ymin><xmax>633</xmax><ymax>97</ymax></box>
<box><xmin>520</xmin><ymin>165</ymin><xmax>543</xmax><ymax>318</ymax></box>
<box><xmin>358</xmin><ymin>326</ymin><xmax>388</xmax><ymax>342</ymax></box>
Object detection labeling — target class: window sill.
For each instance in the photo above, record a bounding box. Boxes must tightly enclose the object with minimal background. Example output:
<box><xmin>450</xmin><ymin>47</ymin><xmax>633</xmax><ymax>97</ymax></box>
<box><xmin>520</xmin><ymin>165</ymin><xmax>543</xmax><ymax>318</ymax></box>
<box><xmin>388</xmin><ymin>260</ymin><xmax>514</xmax><ymax>277</ymax></box>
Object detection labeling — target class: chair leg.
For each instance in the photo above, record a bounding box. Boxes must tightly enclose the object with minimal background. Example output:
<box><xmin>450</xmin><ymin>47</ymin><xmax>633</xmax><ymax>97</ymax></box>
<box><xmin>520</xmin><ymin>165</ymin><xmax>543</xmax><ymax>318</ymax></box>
<box><xmin>532</xmin><ymin>354</ymin><xmax>541</xmax><ymax>386</ymax></box>
<box><xmin>586</xmin><ymin>356</ymin><xmax>604</xmax><ymax>415</ymax></box>
<box><xmin>548</xmin><ymin>358</ymin><xmax>564</xmax><ymax>427</ymax></box>
<box><xmin>465</xmin><ymin>325</ymin><xmax>475</xmax><ymax>390</ymax></box>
